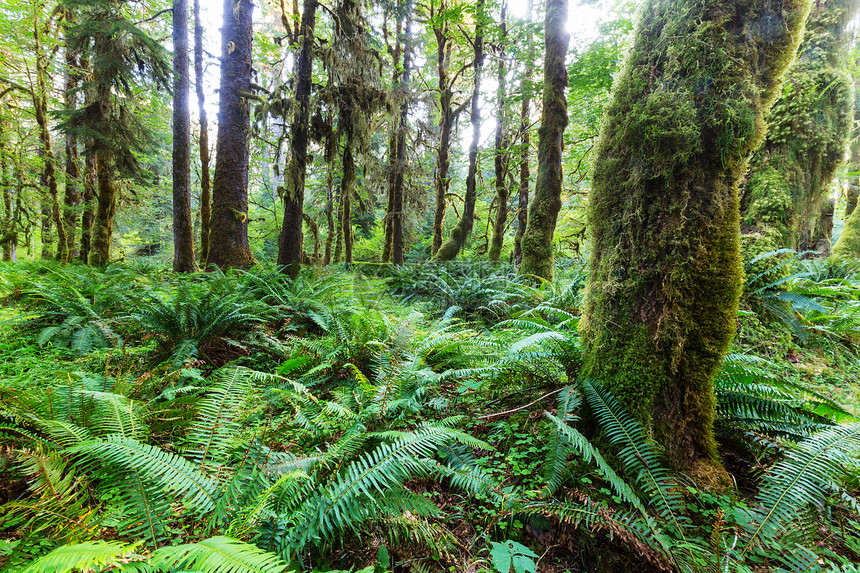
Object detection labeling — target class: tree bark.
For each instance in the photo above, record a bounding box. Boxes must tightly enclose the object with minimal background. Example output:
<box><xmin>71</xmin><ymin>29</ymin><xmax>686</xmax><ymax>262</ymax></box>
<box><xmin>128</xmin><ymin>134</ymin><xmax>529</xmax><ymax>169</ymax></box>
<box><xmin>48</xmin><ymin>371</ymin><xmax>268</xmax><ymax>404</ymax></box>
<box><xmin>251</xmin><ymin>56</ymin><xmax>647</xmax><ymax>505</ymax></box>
<box><xmin>488</xmin><ymin>1</ymin><xmax>509</xmax><ymax>262</ymax></box>
<box><xmin>208</xmin><ymin>0</ymin><xmax>255</xmax><ymax>270</ymax></box>
<box><xmin>513</xmin><ymin>0</ymin><xmax>534</xmax><ymax>266</ymax></box>
<box><xmin>341</xmin><ymin>142</ymin><xmax>355</xmax><ymax>264</ymax></box>
<box><xmin>433</xmin><ymin>0</ymin><xmax>484</xmax><ymax>262</ymax></box>
<box><xmin>431</xmin><ymin>0</ymin><xmax>453</xmax><ymax>256</ymax></box>
<box><xmin>194</xmin><ymin>0</ymin><xmax>212</xmax><ymax>265</ymax></box>
<box><xmin>391</xmin><ymin>8</ymin><xmax>411</xmax><ymax>265</ymax></box>
<box><xmin>582</xmin><ymin>0</ymin><xmax>812</xmax><ymax>472</ymax></box>
<box><xmin>0</xmin><ymin>132</ymin><xmax>11</xmax><ymax>262</ymax></box>
<box><xmin>740</xmin><ymin>0</ymin><xmax>859</xmax><ymax>252</ymax></box>
<box><xmin>62</xmin><ymin>14</ymin><xmax>80</xmax><ymax>262</ymax></box>
<box><xmin>518</xmin><ymin>0</ymin><xmax>568</xmax><ymax>279</ymax></box>
<box><xmin>79</xmin><ymin>148</ymin><xmax>96</xmax><ymax>263</ymax></box>
<box><xmin>324</xmin><ymin>167</ymin><xmax>334</xmax><ymax>264</ymax></box>
<box><xmin>89</xmin><ymin>150</ymin><xmax>117</xmax><ymax>266</ymax></box>
<box><xmin>173</xmin><ymin>0</ymin><xmax>198</xmax><ymax>272</ymax></box>
<box><xmin>277</xmin><ymin>0</ymin><xmax>317</xmax><ymax>278</ymax></box>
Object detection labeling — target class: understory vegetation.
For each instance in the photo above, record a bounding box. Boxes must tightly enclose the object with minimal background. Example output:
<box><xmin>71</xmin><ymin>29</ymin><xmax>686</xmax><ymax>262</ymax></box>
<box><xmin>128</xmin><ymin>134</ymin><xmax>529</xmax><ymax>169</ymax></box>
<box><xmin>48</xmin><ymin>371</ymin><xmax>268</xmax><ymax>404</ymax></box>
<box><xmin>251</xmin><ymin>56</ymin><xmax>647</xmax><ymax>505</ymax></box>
<box><xmin>1</xmin><ymin>254</ymin><xmax>859</xmax><ymax>573</ymax></box>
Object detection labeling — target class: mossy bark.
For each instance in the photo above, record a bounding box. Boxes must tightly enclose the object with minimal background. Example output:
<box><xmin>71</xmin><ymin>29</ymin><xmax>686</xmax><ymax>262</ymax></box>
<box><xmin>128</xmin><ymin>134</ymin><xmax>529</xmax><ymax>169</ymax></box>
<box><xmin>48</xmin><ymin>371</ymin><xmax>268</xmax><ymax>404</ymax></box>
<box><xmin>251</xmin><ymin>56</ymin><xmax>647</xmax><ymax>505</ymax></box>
<box><xmin>488</xmin><ymin>1</ymin><xmax>509</xmax><ymax>263</ymax></box>
<box><xmin>834</xmin><ymin>201</ymin><xmax>860</xmax><ymax>257</ymax></box>
<box><xmin>79</xmin><ymin>149</ymin><xmax>96</xmax><ymax>264</ymax></box>
<box><xmin>0</xmin><ymin>132</ymin><xmax>11</xmax><ymax>262</ymax></box>
<box><xmin>172</xmin><ymin>0</ymin><xmax>198</xmax><ymax>273</ymax></box>
<box><xmin>194</xmin><ymin>0</ymin><xmax>211</xmax><ymax>265</ymax></box>
<box><xmin>582</xmin><ymin>0</ymin><xmax>812</xmax><ymax>470</ymax></box>
<box><xmin>741</xmin><ymin>0</ymin><xmax>859</xmax><ymax>251</ymax></box>
<box><xmin>324</xmin><ymin>168</ymin><xmax>334</xmax><ymax>265</ymax></box>
<box><xmin>277</xmin><ymin>0</ymin><xmax>317</xmax><ymax>278</ymax></box>
<box><xmin>512</xmin><ymin>0</ymin><xmax>534</xmax><ymax>267</ymax></box>
<box><xmin>518</xmin><ymin>0</ymin><xmax>569</xmax><ymax>280</ymax></box>
<box><xmin>62</xmin><ymin>18</ymin><xmax>80</xmax><ymax>262</ymax></box>
<box><xmin>431</xmin><ymin>0</ymin><xmax>455</xmax><ymax>256</ymax></box>
<box><xmin>341</xmin><ymin>143</ymin><xmax>355</xmax><ymax>265</ymax></box>
<box><xmin>88</xmin><ymin>152</ymin><xmax>117</xmax><ymax>266</ymax></box>
<box><xmin>433</xmin><ymin>0</ymin><xmax>484</xmax><ymax>262</ymax></box>
<box><xmin>208</xmin><ymin>0</ymin><xmax>256</xmax><ymax>270</ymax></box>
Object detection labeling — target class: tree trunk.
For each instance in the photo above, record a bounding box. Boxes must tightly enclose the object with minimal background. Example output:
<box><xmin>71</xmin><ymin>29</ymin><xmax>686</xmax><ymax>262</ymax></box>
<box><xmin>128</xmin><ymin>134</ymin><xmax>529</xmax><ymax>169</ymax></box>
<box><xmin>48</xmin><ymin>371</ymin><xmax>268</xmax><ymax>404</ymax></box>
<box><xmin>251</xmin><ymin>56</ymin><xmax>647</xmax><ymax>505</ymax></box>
<box><xmin>194</xmin><ymin>0</ymin><xmax>211</xmax><ymax>265</ymax></box>
<box><xmin>488</xmin><ymin>1</ymin><xmax>509</xmax><ymax>262</ymax></box>
<box><xmin>582</xmin><ymin>0</ymin><xmax>811</xmax><ymax>473</ymax></box>
<box><xmin>341</xmin><ymin>142</ymin><xmax>355</xmax><ymax>264</ymax></box>
<box><xmin>382</xmin><ymin>130</ymin><xmax>397</xmax><ymax>263</ymax></box>
<box><xmin>740</xmin><ymin>0</ymin><xmax>859</xmax><ymax>252</ymax></box>
<box><xmin>277</xmin><ymin>0</ymin><xmax>317</xmax><ymax>278</ymax></box>
<box><xmin>324</xmin><ymin>167</ymin><xmax>334</xmax><ymax>264</ymax></box>
<box><xmin>834</xmin><ymin>200</ymin><xmax>860</xmax><ymax>257</ymax></box>
<box><xmin>433</xmin><ymin>0</ymin><xmax>484</xmax><ymax>262</ymax></box>
<box><xmin>1</xmin><ymin>133</ymin><xmax>11</xmax><ymax>262</ymax></box>
<box><xmin>62</xmin><ymin>17</ymin><xmax>80</xmax><ymax>262</ymax></box>
<box><xmin>88</xmin><ymin>150</ymin><xmax>117</xmax><ymax>266</ymax></box>
<box><xmin>173</xmin><ymin>0</ymin><xmax>198</xmax><ymax>272</ymax></box>
<box><xmin>518</xmin><ymin>0</ymin><xmax>569</xmax><ymax>279</ymax></box>
<box><xmin>513</xmin><ymin>0</ymin><xmax>534</xmax><ymax>266</ymax></box>
<box><xmin>39</xmin><ymin>153</ymin><xmax>54</xmax><ymax>260</ymax></box>
<box><xmin>79</xmin><ymin>149</ymin><xmax>96</xmax><ymax>263</ymax></box>
<box><xmin>431</xmin><ymin>0</ymin><xmax>453</xmax><ymax>256</ymax></box>
<box><xmin>208</xmin><ymin>0</ymin><xmax>255</xmax><ymax>270</ymax></box>
<box><xmin>391</xmin><ymin>8</ymin><xmax>410</xmax><ymax>265</ymax></box>
<box><xmin>812</xmin><ymin>197</ymin><xmax>834</xmax><ymax>256</ymax></box>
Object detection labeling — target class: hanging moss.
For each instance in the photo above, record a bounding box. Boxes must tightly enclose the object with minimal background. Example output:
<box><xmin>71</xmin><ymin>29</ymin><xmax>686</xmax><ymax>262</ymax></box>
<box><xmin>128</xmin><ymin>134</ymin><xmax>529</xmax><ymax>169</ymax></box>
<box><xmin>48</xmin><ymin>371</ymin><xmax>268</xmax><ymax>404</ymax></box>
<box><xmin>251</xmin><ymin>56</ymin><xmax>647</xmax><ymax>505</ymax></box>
<box><xmin>741</xmin><ymin>0</ymin><xmax>860</xmax><ymax>252</ymax></box>
<box><xmin>581</xmin><ymin>0</ymin><xmax>812</xmax><ymax>471</ymax></box>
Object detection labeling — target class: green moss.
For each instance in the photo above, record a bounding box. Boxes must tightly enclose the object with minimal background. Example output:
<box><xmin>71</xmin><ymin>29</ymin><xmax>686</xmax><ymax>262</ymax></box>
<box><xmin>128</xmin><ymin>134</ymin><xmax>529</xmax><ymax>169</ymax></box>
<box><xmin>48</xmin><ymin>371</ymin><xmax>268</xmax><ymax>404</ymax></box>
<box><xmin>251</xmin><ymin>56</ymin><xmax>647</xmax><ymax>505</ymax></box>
<box><xmin>581</xmin><ymin>0</ymin><xmax>811</xmax><ymax>469</ymax></box>
<box><xmin>833</xmin><ymin>207</ymin><xmax>860</xmax><ymax>258</ymax></box>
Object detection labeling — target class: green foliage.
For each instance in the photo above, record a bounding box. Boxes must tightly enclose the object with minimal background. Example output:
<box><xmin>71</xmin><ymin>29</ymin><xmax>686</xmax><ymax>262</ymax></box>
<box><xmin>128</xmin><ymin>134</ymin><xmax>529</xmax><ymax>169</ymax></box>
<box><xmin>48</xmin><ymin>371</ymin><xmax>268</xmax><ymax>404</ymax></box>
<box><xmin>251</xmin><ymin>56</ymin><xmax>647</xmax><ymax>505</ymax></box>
<box><xmin>488</xmin><ymin>540</ymin><xmax>538</xmax><ymax>573</ymax></box>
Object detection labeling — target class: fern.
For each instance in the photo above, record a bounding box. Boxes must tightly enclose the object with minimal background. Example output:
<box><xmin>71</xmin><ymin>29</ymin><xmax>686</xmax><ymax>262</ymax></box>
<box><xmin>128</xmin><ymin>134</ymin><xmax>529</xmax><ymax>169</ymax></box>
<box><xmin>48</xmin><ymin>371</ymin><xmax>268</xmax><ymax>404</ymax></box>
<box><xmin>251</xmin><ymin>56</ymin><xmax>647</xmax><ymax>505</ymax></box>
<box><xmin>152</xmin><ymin>536</ymin><xmax>288</xmax><ymax>573</ymax></box>
<box><xmin>19</xmin><ymin>541</ymin><xmax>146</xmax><ymax>573</ymax></box>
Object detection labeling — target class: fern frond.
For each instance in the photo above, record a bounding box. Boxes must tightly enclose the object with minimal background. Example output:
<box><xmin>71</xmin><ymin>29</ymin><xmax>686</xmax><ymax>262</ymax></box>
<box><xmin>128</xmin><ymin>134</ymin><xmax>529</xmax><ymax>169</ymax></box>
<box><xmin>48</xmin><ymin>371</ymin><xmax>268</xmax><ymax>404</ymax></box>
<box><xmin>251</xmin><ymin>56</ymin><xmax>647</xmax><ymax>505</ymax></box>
<box><xmin>20</xmin><ymin>541</ymin><xmax>146</xmax><ymax>573</ymax></box>
<box><xmin>152</xmin><ymin>536</ymin><xmax>288</xmax><ymax>573</ymax></box>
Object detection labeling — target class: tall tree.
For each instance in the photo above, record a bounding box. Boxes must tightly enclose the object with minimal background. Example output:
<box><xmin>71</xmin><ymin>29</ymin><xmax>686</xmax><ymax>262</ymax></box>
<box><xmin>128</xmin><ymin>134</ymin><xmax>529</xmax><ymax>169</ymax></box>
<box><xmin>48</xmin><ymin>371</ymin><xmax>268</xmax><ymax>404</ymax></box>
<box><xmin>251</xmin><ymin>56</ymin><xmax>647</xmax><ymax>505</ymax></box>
<box><xmin>512</xmin><ymin>1</ymin><xmax>534</xmax><ymax>266</ymax></box>
<box><xmin>741</xmin><ymin>0</ymin><xmax>860</xmax><ymax>254</ymax></box>
<box><xmin>433</xmin><ymin>0</ymin><xmax>485</xmax><ymax>261</ymax></box>
<box><xmin>386</xmin><ymin>1</ymin><xmax>411</xmax><ymax>265</ymax></box>
<box><xmin>518</xmin><ymin>0</ymin><xmax>569</xmax><ymax>278</ymax></box>
<box><xmin>276</xmin><ymin>0</ymin><xmax>318</xmax><ymax>277</ymax></box>
<box><xmin>62</xmin><ymin>9</ymin><xmax>80</xmax><ymax>262</ymax></box>
<box><xmin>194</xmin><ymin>0</ymin><xmax>211</xmax><ymax>264</ymax></box>
<box><xmin>488</xmin><ymin>0</ymin><xmax>509</xmax><ymax>262</ymax></box>
<box><xmin>60</xmin><ymin>0</ymin><xmax>171</xmax><ymax>266</ymax></box>
<box><xmin>208</xmin><ymin>0</ymin><xmax>255</xmax><ymax>269</ymax></box>
<box><xmin>172</xmin><ymin>0</ymin><xmax>198</xmax><ymax>272</ymax></box>
<box><xmin>581</xmin><ymin>0</ymin><xmax>812</xmax><ymax>472</ymax></box>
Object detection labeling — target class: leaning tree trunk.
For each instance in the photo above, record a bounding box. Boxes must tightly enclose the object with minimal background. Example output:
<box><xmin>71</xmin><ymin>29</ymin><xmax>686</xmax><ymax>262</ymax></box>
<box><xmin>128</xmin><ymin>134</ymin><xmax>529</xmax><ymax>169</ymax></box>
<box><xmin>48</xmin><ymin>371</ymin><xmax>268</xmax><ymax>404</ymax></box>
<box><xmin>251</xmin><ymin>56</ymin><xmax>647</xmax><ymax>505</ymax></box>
<box><xmin>277</xmin><ymin>0</ymin><xmax>317</xmax><ymax>278</ymax></box>
<box><xmin>194</xmin><ymin>0</ymin><xmax>212</xmax><ymax>265</ymax></box>
<box><xmin>433</xmin><ymin>0</ymin><xmax>484</xmax><ymax>262</ymax></box>
<box><xmin>208</xmin><ymin>0</ymin><xmax>255</xmax><ymax>270</ymax></box>
<box><xmin>740</xmin><ymin>0</ymin><xmax>859</xmax><ymax>253</ymax></box>
<box><xmin>173</xmin><ymin>0</ymin><xmax>198</xmax><ymax>272</ymax></box>
<box><xmin>581</xmin><ymin>0</ymin><xmax>812</xmax><ymax>473</ymax></box>
<box><xmin>488</xmin><ymin>0</ymin><xmax>509</xmax><ymax>262</ymax></box>
<box><xmin>518</xmin><ymin>0</ymin><xmax>568</xmax><ymax>279</ymax></box>
<box><xmin>513</xmin><ymin>0</ymin><xmax>535</xmax><ymax>266</ymax></box>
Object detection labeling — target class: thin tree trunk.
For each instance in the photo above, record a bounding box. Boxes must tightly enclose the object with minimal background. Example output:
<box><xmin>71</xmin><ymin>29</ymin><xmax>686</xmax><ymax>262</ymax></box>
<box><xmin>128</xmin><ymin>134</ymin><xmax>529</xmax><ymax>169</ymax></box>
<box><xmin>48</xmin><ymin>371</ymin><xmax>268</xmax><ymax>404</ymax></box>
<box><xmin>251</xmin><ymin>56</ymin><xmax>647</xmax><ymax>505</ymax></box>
<box><xmin>391</xmin><ymin>7</ymin><xmax>411</xmax><ymax>265</ymax></box>
<box><xmin>341</xmin><ymin>142</ymin><xmax>355</xmax><ymax>264</ymax></box>
<box><xmin>433</xmin><ymin>0</ymin><xmax>484</xmax><ymax>262</ymax></box>
<box><xmin>519</xmin><ymin>0</ymin><xmax>568</xmax><ymax>279</ymax></box>
<box><xmin>62</xmin><ymin>15</ymin><xmax>80</xmax><ymax>262</ymax></box>
<box><xmin>582</xmin><ymin>0</ymin><xmax>811</xmax><ymax>472</ymax></box>
<box><xmin>1</xmin><ymin>133</ymin><xmax>11</xmax><ymax>262</ymax></box>
<box><xmin>382</xmin><ymin>130</ymin><xmax>397</xmax><ymax>263</ymax></box>
<box><xmin>78</xmin><ymin>149</ymin><xmax>95</xmax><ymax>263</ymax></box>
<box><xmin>208</xmin><ymin>0</ymin><xmax>255</xmax><ymax>270</ymax></box>
<box><xmin>39</xmin><ymin>152</ymin><xmax>53</xmax><ymax>260</ymax></box>
<box><xmin>513</xmin><ymin>0</ymin><xmax>534</xmax><ymax>266</ymax></box>
<box><xmin>173</xmin><ymin>0</ymin><xmax>198</xmax><ymax>272</ymax></box>
<box><xmin>302</xmin><ymin>212</ymin><xmax>320</xmax><ymax>264</ymax></box>
<box><xmin>324</xmin><ymin>167</ymin><xmax>334</xmax><ymax>264</ymax></box>
<box><xmin>194</xmin><ymin>0</ymin><xmax>211</xmax><ymax>265</ymax></box>
<box><xmin>489</xmin><ymin>1</ymin><xmax>509</xmax><ymax>262</ymax></box>
<box><xmin>333</xmin><ymin>176</ymin><xmax>343</xmax><ymax>263</ymax></box>
<box><xmin>277</xmin><ymin>0</ymin><xmax>317</xmax><ymax>277</ymax></box>
<box><xmin>431</xmin><ymin>0</ymin><xmax>453</xmax><ymax>256</ymax></box>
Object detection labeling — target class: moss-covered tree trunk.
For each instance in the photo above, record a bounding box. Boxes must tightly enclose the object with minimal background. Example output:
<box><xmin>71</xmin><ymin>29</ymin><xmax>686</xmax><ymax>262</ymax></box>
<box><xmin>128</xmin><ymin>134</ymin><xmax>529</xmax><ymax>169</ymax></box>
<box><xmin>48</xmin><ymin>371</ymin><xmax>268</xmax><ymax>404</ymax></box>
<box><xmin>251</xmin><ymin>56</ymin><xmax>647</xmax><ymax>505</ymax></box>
<box><xmin>581</xmin><ymin>0</ymin><xmax>811</xmax><ymax>472</ymax></box>
<box><xmin>518</xmin><ymin>0</ymin><xmax>569</xmax><ymax>280</ymax></box>
<box><xmin>433</xmin><ymin>0</ymin><xmax>484</xmax><ymax>262</ymax></box>
<box><xmin>194</xmin><ymin>0</ymin><xmax>211</xmax><ymax>265</ymax></box>
<box><xmin>341</xmin><ymin>142</ymin><xmax>355</xmax><ymax>264</ymax></box>
<box><xmin>431</xmin><ymin>0</ymin><xmax>454</xmax><ymax>256</ymax></box>
<box><xmin>62</xmin><ymin>16</ymin><xmax>80</xmax><ymax>262</ymax></box>
<box><xmin>208</xmin><ymin>0</ymin><xmax>255</xmax><ymax>270</ymax></box>
<box><xmin>740</xmin><ymin>0</ymin><xmax>859</xmax><ymax>253</ymax></box>
<box><xmin>88</xmin><ymin>151</ymin><xmax>117</xmax><ymax>266</ymax></box>
<box><xmin>1</xmin><ymin>131</ymin><xmax>11</xmax><ymax>262</ymax></box>
<box><xmin>324</xmin><ymin>168</ymin><xmax>334</xmax><ymax>264</ymax></box>
<box><xmin>277</xmin><ymin>0</ymin><xmax>317</xmax><ymax>277</ymax></box>
<box><xmin>79</xmin><ymin>149</ymin><xmax>95</xmax><ymax>264</ymax></box>
<box><xmin>172</xmin><ymin>0</ymin><xmax>198</xmax><ymax>273</ymax></box>
<box><xmin>488</xmin><ymin>1</ymin><xmax>509</xmax><ymax>263</ymax></box>
<box><xmin>390</xmin><ymin>8</ymin><xmax>411</xmax><ymax>266</ymax></box>
<box><xmin>513</xmin><ymin>0</ymin><xmax>534</xmax><ymax>266</ymax></box>
<box><xmin>834</xmin><ymin>201</ymin><xmax>860</xmax><ymax>257</ymax></box>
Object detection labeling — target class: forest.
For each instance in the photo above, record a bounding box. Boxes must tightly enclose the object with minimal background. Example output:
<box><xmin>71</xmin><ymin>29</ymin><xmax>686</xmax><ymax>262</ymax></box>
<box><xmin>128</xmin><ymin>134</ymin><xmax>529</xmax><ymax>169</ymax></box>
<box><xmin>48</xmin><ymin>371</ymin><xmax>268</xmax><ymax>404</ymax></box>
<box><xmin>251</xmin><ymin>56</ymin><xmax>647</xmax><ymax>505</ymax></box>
<box><xmin>2</xmin><ymin>0</ymin><xmax>860</xmax><ymax>571</ymax></box>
